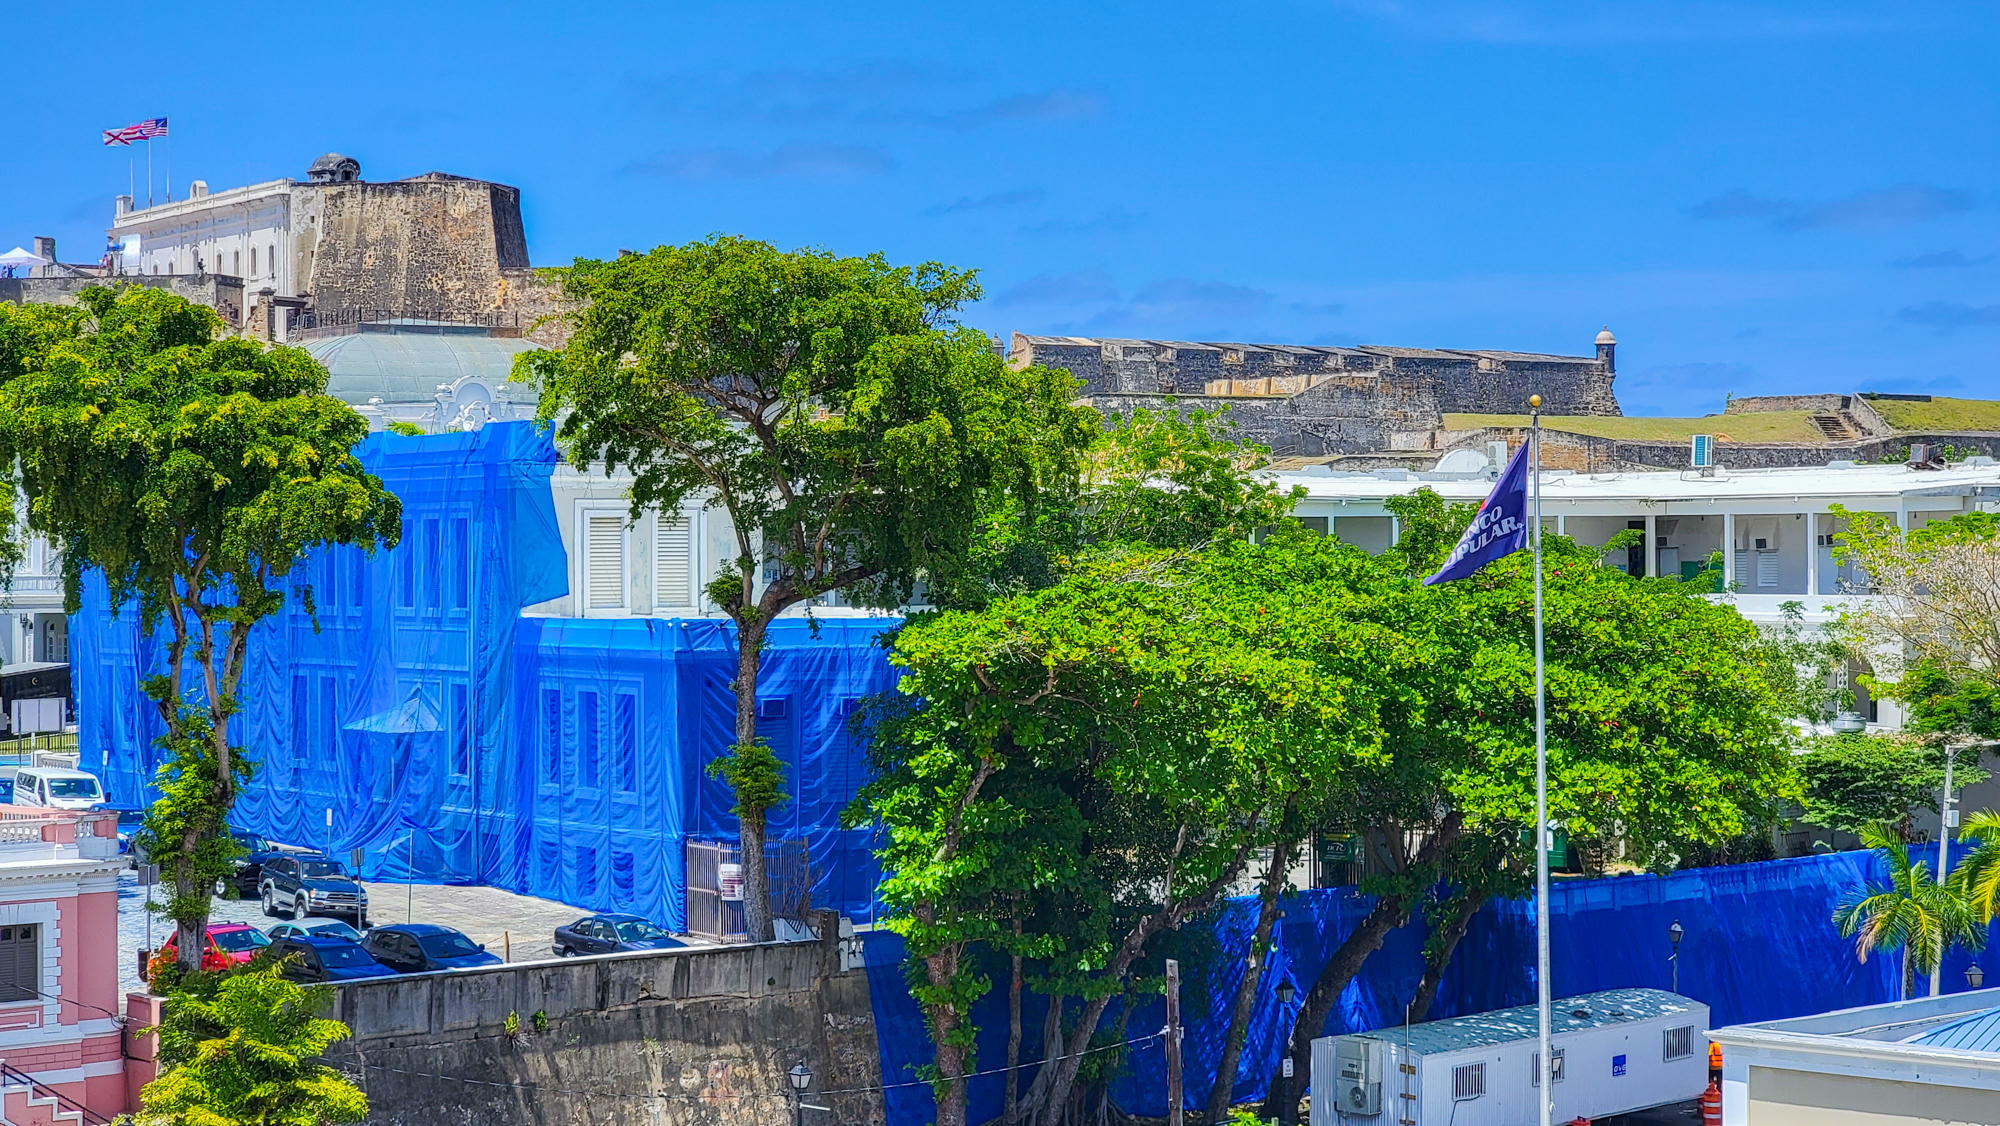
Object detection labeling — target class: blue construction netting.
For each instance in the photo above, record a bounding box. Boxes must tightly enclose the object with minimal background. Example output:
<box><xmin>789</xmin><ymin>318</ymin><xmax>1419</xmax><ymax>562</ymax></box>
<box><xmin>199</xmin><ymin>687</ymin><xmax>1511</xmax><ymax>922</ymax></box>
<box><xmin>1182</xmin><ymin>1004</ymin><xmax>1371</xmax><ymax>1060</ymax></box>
<box><xmin>69</xmin><ymin>421</ymin><xmax>896</xmax><ymax>930</ymax></box>
<box><xmin>862</xmin><ymin>849</ymin><xmax>1962</xmax><ymax>1124</ymax></box>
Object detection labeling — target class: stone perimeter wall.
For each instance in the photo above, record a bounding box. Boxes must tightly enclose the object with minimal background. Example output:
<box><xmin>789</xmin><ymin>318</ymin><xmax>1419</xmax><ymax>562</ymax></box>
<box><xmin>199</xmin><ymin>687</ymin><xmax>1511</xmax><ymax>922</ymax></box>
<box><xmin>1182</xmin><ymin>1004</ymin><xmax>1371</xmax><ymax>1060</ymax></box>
<box><xmin>1452</xmin><ymin>426</ymin><xmax>2000</xmax><ymax>473</ymax></box>
<box><xmin>322</xmin><ymin>922</ymin><xmax>883</xmax><ymax>1126</ymax></box>
<box><xmin>0</xmin><ymin>275</ymin><xmax>247</xmax><ymax>328</ymax></box>
<box><xmin>1015</xmin><ymin>334</ymin><xmax>1620</xmax><ymax>457</ymax></box>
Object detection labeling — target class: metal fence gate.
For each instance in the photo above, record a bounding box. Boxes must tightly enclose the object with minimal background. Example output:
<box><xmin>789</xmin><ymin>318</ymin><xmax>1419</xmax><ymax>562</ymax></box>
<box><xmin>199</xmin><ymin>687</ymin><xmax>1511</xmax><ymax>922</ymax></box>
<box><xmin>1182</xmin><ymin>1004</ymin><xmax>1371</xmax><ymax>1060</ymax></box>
<box><xmin>685</xmin><ymin>839</ymin><xmax>811</xmax><ymax>941</ymax></box>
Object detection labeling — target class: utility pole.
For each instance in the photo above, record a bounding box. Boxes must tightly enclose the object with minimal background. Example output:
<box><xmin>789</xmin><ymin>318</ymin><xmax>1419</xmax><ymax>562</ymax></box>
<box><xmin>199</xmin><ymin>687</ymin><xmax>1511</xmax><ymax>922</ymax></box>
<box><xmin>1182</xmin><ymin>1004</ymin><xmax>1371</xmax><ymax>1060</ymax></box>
<box><xmin>1935</xmin><ymin>744</ymin><xmax>1963</xmax><ymax>997</ymax></box>
<box><xmin>1165</xmin><ymin>959</ymin><xmax>1183</xmax><ymax>1126</ymax></box>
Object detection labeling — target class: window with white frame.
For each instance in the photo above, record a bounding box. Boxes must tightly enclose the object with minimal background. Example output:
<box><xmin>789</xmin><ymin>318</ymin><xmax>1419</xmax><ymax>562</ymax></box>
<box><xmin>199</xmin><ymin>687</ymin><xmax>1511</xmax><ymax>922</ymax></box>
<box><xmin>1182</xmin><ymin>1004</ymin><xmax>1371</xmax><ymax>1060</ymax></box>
<box><xmin>583</xmin><ymin>513</ymin><xmax>627</xmax><ymax>611</ymax></box>
<box><xmin>656</xmin><ymin>510</ymin><xmax>695</xmax><ymax>611</ymax></box>
<box><xmin>0</xmin><ymin>925</ymin><xmax>38</xmax><ymax>1003</ymax></box>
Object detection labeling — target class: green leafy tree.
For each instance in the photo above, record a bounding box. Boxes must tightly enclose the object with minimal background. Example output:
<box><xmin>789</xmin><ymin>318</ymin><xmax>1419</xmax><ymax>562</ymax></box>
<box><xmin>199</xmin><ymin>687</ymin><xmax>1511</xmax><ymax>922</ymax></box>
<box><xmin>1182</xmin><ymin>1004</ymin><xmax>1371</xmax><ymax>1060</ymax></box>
<box><xmin>1081</xmin><ymin>406</ymin><xmax>1300</xmax><ymax>549</ymax></box>
<box><xmin>1834</xmin><ymin>822</ymin><xmax>1985</xmax><ymax>1000</ymax></box>
<box><xmin>1953</xmin><ymin>809</ymin><xmax>2000</xmax><ymax>924</ymax></box>
<box><xmin>924</xmin><ymin>403</ymin><xmax>1299</xmax><ymax>611</ymax></box>
<box><xmin>138</xmin><ymin>961</ymin><xmax>368</xmax><ymax>1126</ymax></box>
<box><xmin>0</xmin><ymin>286</ymin><xmax>400</xmax><ymax>972</ymax></box>
<box><xmin>1831</xmin><ymin>507</ymin><xmax>2000</xmax><ymax>734</ymax></box>
<box><xmin>1796</xmin><ymin>733</ymin><xmax>1981</xmax><ymax>837</ymax></box>
<box><xmin>1266</xmin><ymin>494</ymin><xmax>1796</xmax><ymax>1123</ymax></box>
<box><xmin>857</xmin><ymin>534</ymin><xmax>1403</xmax><ymax>1126</ymax></box>
<box><xmin>519</xmin><ymin>236</ymin><xmax>1094</xmax><ymax>940</ymax></box>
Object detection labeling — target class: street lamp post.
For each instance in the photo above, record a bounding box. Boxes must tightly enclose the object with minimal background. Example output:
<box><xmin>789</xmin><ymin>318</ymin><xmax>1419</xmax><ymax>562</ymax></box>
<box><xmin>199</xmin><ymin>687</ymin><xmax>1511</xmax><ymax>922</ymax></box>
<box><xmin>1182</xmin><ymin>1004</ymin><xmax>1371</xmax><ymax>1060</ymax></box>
<box><xmin>787</xmin><ymin>1062</ymin><xmax>813</xmax><ymax>1126</ymax></box>
<box><xmin>1669</xmin><ymin>920</ymin><xmax>1684</xmax><ymax>994</ymax></box>
<box><xmin>1936</xmin><ymin>743</ymin><xmax>1971</xmax><ymax>997</ymax></box>
<box><xmin>1276</xmin><ymin>979</ymin><xmax>1298</xmax><ymax>1118</ymax></box>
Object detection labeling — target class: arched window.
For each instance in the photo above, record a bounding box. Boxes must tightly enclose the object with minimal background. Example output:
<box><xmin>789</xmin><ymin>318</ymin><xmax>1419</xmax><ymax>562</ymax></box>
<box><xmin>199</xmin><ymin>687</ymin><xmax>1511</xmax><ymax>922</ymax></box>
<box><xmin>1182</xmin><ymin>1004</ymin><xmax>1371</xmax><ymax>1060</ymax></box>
<box><xmin>249</xmin><ymin>247</ymin><xmax>257</xmax><ymax>275</ymax></box>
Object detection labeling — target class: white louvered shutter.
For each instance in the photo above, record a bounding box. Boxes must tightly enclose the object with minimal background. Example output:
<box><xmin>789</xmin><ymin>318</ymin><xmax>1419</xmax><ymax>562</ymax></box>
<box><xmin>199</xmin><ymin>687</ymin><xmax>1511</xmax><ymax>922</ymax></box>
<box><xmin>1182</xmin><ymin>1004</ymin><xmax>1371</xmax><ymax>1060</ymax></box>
<box><xmin>1756</xmin><ymin>552</ymin><xmax>1779</xmax><ymax>587</ymax></box>
<box><xmin>656</xmin><ymin>511</ymin><xmax>693</xmax><ymax>610</ymax></box>
<box><xmin>586</xmin><ymin>515</ymin><xmax>625</xmax><ymax>609</ymax></box>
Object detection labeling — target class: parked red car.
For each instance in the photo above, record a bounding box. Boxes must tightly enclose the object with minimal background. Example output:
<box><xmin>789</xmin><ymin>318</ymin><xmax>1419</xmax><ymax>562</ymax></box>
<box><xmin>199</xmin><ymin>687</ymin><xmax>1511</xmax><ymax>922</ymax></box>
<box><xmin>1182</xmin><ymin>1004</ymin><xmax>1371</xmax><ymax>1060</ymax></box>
<box><xmin>145</xmin><ymin>923</ymin><xmax>270</xmax><ymax>977</ymax></box>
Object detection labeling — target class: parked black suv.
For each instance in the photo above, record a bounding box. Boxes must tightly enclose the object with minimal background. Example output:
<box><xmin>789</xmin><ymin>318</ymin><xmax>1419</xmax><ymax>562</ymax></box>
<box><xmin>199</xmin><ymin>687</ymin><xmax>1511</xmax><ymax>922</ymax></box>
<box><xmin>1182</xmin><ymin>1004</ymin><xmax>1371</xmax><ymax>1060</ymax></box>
<box><xmin>258</xmin><ymin>854</ymin><xmax>370</xmax><ymax>925</ymax></box>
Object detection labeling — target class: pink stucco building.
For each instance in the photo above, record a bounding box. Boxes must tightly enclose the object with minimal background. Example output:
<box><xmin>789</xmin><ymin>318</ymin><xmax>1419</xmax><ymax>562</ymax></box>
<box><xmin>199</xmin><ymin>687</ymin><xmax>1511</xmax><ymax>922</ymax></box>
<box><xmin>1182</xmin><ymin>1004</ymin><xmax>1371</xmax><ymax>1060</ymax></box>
<box><xmin>0</xmin><ymin>807</ymin><xmax>131</xmax><ymax>1123</ymax></box>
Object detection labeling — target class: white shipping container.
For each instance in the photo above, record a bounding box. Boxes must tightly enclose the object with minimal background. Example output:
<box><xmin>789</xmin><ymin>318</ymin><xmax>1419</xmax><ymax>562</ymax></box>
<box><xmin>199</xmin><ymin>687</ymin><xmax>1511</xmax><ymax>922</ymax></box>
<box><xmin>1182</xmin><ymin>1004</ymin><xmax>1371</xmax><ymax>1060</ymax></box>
<box><xmin>1310</xmin><ymin>988</ymin><xmax>1709</xmax><ymax>1125</ymax></box>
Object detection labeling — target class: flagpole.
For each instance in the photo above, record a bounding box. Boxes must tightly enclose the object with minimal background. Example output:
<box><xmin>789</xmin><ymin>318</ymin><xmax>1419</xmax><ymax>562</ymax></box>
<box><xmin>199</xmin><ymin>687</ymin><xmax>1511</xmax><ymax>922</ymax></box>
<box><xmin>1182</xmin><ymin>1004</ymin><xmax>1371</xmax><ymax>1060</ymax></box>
<box><xmin>1531</xmin><ymin>393</ymin><xmax>1551</xmax><ymax>1126</ymax></box>
<box><xmin>146</xmin><ymin>138</ymin><xmax>153</xmax><ymax>209</ymax></box>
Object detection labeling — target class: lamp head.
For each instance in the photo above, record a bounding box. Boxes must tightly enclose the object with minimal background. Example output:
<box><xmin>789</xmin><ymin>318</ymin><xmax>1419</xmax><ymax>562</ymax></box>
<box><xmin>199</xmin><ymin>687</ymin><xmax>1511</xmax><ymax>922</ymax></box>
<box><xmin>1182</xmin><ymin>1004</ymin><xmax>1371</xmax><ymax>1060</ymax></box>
<box><xmin>1669</xmin><ymin>920</ymin><xmax>1684</xmax><ymax>947</ymax></box>
<box><xmin>1276</xmin><ymin>980</ymin><xmax>1296</xmax><ymax>1006</ymax></box>
<box><xmin>788</xmin><ymin>1062</ymin><xmax>812</xmax><ymax>1092</ymax></box>
<box><xmin>1970</xmin><ymin>964</ymin><xmax>1987</xmax><ymax>990</ymax></box>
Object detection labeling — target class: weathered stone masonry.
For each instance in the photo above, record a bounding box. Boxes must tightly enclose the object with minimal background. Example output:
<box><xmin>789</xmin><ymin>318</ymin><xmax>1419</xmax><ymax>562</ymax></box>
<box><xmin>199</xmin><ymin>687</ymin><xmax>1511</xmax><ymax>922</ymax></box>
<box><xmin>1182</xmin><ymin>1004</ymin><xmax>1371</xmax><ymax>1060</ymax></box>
<box><xmin>293</xmin><ymin>172</ymin><xmax>531</xmax><ymax>316</ymax></box>
<box><xmin>319</xmin><ymin>922</ymin><xmax>883</xmax><ymax>1126</ymax></box>
<box><xmin>1011</xmin><ymin>331</ymin><xmax>1622</xmax><ymax>457</ymax></box>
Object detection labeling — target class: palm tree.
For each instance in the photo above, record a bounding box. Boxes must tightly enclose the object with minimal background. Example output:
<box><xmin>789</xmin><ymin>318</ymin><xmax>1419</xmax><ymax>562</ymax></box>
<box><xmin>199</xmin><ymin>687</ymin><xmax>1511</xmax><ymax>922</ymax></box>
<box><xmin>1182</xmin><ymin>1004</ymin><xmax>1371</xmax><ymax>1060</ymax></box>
<box><xmin>1951</xmin><ymin>810</ymin><xmax>2000</xmax><ymax>924</ymax></box>
<box><xmin>1833</xmin><ymin>822</ymin><xmax>1984</xmax><ymax>1000</ymax></box>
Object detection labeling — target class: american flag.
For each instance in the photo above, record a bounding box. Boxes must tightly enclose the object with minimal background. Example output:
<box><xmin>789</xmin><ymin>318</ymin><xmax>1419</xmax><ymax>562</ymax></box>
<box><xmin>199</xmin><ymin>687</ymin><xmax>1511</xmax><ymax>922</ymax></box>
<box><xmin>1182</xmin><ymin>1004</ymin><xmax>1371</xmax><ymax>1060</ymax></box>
<box><xmin>102</xmin><ymin>117</ymin><xmax>167</xmax><ymax>145</ymax></box>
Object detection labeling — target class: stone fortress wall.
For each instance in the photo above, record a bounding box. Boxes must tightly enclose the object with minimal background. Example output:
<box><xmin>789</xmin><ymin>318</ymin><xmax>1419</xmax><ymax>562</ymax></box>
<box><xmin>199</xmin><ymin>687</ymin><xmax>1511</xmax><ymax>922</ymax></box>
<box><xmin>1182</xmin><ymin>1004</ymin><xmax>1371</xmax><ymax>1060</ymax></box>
<box><xmin>1011</xmin><ymin>330</ymin><xmax>1622</xmax><ymax>457</ymax></box>
<box><xmin>291</xmin><ymin>172</ymin><xmax>535</xmax><ymax>320</ymax></box>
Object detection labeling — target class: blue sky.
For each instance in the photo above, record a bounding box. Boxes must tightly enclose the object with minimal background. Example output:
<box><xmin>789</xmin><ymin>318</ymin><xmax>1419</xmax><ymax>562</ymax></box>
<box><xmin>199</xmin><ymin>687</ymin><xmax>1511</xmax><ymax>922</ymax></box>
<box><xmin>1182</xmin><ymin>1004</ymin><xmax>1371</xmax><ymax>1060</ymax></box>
<box><xmin>5</xmin><ymin>0</ymin><xmax>1998</xmax><ymax>415</ymax></box>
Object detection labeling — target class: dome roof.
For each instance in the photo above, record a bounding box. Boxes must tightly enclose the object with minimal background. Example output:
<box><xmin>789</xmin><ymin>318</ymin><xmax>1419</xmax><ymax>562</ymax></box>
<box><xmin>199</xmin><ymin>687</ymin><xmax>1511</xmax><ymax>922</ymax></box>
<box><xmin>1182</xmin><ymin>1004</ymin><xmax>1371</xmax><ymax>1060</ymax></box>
<box><xmin>1595</xmin><ymin>326</ymin><xmax>1616</xmax><ymax>346</ymax></box>
<box><xmin>300</xmin><ymin>328</ymin><xmax>538</xmax><ymax>406</ymax></box>
<box><xmin>306</xmin><ymin>153</ymin><xmax>361</xmax><ymax>183</ymax></box>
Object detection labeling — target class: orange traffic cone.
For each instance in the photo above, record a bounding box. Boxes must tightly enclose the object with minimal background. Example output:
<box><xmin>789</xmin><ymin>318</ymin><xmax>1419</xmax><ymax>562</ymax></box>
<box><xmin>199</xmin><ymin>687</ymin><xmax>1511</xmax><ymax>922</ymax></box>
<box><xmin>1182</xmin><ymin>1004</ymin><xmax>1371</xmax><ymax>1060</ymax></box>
<box><xmin>1700</xmin><ymin>1078</ymin><xmax>1722</xmax><ymax>1126</ymax></box>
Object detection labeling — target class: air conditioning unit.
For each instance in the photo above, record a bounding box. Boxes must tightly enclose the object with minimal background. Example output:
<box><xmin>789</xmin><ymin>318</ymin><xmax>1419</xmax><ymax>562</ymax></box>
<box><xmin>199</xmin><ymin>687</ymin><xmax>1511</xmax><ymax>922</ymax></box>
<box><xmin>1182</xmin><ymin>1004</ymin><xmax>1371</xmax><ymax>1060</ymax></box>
<box><xmin>1690</xmin><ymin>435</ymin><xmax>1715</xmax><ymax>469</ymax></box>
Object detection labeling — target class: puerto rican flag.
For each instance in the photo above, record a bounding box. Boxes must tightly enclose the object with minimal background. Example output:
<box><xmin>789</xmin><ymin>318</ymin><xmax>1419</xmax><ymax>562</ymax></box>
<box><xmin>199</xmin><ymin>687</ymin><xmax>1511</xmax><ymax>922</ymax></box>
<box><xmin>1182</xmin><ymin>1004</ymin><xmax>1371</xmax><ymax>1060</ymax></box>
<box><xmin>102</xmin><ymin>117</ymin><xmax>167</xmax><ymax>145</ymax></box>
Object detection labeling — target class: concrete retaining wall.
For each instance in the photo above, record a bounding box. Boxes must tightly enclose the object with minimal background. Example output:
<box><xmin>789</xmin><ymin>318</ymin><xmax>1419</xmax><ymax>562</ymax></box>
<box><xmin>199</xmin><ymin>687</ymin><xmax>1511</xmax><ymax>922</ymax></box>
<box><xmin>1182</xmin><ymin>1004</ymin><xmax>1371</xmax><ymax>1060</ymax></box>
<box><xmin>324</xmin><ymin>922</ymin><xmax>882</xmax><ymax>1126</ymax></box>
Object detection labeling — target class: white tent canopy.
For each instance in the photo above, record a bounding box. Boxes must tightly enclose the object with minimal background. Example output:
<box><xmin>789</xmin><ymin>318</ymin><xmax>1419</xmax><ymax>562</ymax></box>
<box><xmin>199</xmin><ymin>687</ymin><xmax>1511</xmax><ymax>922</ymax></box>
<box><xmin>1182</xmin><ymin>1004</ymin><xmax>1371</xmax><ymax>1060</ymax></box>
<box><xmin>0</xmin><ymin>246</ymin><xmax>46</xmax><ymax>271</ymax></box>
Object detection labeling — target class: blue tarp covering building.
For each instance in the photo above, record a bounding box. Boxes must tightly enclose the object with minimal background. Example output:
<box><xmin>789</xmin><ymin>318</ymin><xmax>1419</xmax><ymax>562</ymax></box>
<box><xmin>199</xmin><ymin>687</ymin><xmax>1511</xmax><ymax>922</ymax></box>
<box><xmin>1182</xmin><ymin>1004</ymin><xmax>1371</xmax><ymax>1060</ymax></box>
<box><xmin>69</xmin><ymin>422</ymin><xmax>894</xmax><ymax>930</ymax></box>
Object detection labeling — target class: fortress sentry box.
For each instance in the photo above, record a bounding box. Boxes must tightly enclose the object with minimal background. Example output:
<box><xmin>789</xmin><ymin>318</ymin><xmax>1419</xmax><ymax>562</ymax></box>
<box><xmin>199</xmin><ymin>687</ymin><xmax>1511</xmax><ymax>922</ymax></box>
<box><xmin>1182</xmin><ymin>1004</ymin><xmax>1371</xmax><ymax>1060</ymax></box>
<box><xmin>1310</xmin><ymin>988</ymin><xmax>1709</xmax><ymax>1125</ymax></box>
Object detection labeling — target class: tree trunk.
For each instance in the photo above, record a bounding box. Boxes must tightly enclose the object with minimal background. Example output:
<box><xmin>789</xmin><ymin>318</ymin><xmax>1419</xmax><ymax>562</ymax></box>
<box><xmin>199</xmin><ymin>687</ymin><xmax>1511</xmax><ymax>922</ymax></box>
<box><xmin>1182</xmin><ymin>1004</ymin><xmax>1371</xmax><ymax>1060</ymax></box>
<box><xmin>734</xmin><ymin>615</ymin><xmax>773</xmax><ymax>943</ymax></box>
<box><xmin>1039</xmin><ymin>842</ymin><xmax>1253</xmax><ymax>1121</ymax></box>
<box><xmin>1205</xmin><ymin>836</ymin><xmax>1295</xmax><ymax>1125</ymax></box>
<box><xmin>1019</xmin><ymin>992</ymin><xmax>1064</xmax><ymax>1126</ymax></box>
<box><xmin>1006</xmin><ymin>927</ymin><xmax>1024</xmax><ymax>1126</ymax></box>
<box><xmin>1263</xmin><ymin>893</ymin><xmax>1410</xmax><ymax>1124</ymax></box>
<box><xmin>923</xmin><ymin>939</ymin><xmax>972</xmax><ymax>1126</ymax></box>
<box><xmin>1903</xmin><ymin>945</ymin><xmax>1914</xmax><ymax>1002</ymax></box>
<box><xmin>1264</xmin><ymin>817</ymin><xmax>1462</xmax><ymax>1125</ymax></box>
<box><xmin>174</xmin><ymin>842</ymin><xmax>203</xmax><ymax>975</ymax></box>
<box><xmin>1407</xmin><ymin>889</ymin><xmax>1486</xmax><ymax>1025</ymax></box>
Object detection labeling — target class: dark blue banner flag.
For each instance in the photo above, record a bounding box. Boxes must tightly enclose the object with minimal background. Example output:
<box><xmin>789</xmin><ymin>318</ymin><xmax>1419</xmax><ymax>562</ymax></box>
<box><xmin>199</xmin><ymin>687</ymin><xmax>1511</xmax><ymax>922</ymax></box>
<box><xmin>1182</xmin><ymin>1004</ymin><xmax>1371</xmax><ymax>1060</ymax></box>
<box><xmin>1423</xmin><ymin>439</ymin><xmax>1531</xmax><ymax>585</ymax></box>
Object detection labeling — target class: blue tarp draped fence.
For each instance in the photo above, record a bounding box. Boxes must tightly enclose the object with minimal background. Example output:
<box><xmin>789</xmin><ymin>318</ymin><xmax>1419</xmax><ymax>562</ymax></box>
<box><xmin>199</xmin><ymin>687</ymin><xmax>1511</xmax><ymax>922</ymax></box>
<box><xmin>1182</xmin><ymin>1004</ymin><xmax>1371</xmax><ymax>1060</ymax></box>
<box><xmin>70</xmin><ymin>422</ymin><xmax>894</xmax><ymax>930</ymax></box>
<box><xmin>864</xmin><ymin>849</ymin><xmax>2000</xmax><ymax>1124</ymax></box>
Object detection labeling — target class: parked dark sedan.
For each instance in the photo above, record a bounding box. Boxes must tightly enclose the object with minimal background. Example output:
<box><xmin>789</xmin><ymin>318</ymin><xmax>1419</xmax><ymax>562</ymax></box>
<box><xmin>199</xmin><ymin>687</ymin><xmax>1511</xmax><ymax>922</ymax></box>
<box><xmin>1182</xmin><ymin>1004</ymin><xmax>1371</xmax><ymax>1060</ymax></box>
<box><xmin>267</xmin><ymin>920</ymin><xmax>365</xmax><ymax>944</ymax></box>
<box><xmin>259</xmin><ymin>854</ymin><xmax>370</xmax><ymax>925</ymax></box>
<box><xmin>268</xmin><ymin>936</ymin><xmax>397</xmax><ymax>983</ymax></box>
<box><xmin>362</xmin><ymin>924</ymin><xmax>502</xmax><ymax>974</ymax></box>
<box><xmin>553</xmin><ymin>914</ymin><xmax>686</xmax><ymax>957</ymax></box>
<box><xmin>228</xmin><ymin>831</ymin><xmax>285</xmax><ymax>896</ymax></box>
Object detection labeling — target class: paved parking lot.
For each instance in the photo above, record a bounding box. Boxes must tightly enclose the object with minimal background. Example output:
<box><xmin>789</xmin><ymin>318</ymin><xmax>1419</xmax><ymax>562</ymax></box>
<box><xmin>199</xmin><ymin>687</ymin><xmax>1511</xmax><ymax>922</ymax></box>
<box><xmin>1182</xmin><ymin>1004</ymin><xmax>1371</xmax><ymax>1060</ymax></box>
<box><xmin>116</xmin><ymin>868</ymin><xmax>698</xmax><ymax>994</ymax></box>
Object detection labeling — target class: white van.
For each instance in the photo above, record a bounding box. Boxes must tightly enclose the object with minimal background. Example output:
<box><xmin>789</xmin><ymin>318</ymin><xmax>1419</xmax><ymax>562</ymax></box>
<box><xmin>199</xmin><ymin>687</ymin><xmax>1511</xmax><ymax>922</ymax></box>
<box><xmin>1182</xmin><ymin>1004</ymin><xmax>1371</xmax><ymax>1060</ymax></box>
<box><xmin>12</xmin><ymin>767</ymin><xmax>105</xmax><ymax>810</ymax></box>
